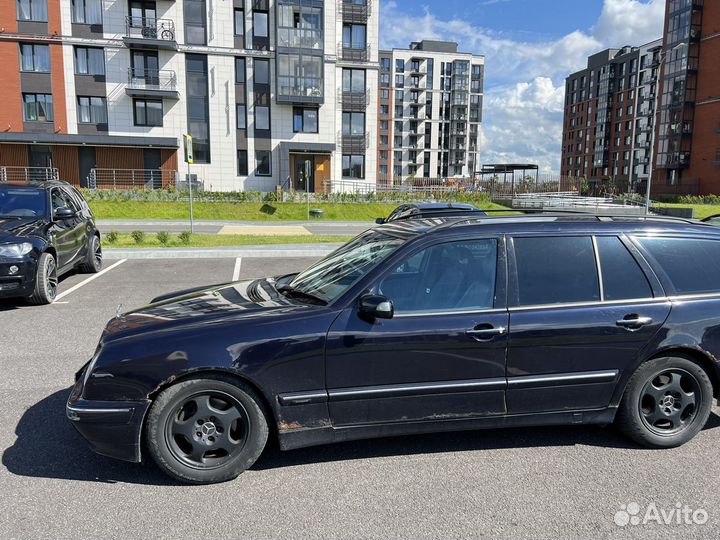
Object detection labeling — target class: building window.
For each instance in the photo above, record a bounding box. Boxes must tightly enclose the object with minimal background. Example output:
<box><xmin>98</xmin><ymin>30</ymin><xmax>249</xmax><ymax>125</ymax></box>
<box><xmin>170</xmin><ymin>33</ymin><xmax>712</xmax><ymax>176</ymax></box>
<box><xmin>380</xmin><ymin>105</ymin><xmax>388</xmax><ymax>115</ymax></box>
<box><xmin>395</xmin><ymin>74</ymin><xmax>404</xmax><ymax>88</ymax></box>
<box><xmin>71</xmin><ymin>0</ymin><xmax>101</xmax><ymax>24</ymax></box>
<box><xmin>184</xmin><ymin>0</ymin><xmax>207</xmax><ymax>45</ymax></box>
<box><xmin>342</xmin><ymin>68</ymin><xmax>366</xmax><ymax>94</ymax></box>
<box><xmin>237</xmin><ymin>150</ymin><xmax>248</xmax><ymax>176</ymax></box>
<box><xmin>253</xmin><ymin>11</ymin><xmax>268</xmax><ymax>38</ymax></box>
<box><xmin>395</xmin><ymin>59</ymin><xmax>405</xmax><ymax>73</ymax></box>
<box><xmin>277</xmin><ymin>53</ymin><xmax>322</xmax><ymax>99</ymax></box>
<box><xmin>381</xmin><ymin>89</ymin><xmax>389</xmax><ymax>99</ymax></box>
<box><xmin>342</xmin><ymin>23</ymin><xmax>366</xmax><ymax>49</ymax></box>
<box><xmin>77</xmin><ymin>96</ymin><xmax>107</xmax><ymax>124</ymax></box>
<box><xmin>380</xmin><ymin>73</ymin><xmax>390</xmax><ymax>87</ymax></box>
<box><xmin>277</xmin><ymin>3</ymin><xmax>322</xmax><ymax>49</ymax></box>
<box><xmin>235</xmin><ymin>57</ymin><xmax>245</xmax><ymax>83</ymax></box>
<box><xmin>185</xmin><ymin>54</ymin><xmax>210</xmax><ymax>163</ymax></box>
<box><xmin>236</xmin><ymin>104</ymin><xmax>246</xmax><ymax>129</ymax></box>
<box><xmin>254</xmin><ymin>58</ymin><xmax>270</xmax><ymax>85</ymax></box>
<box><xmin>19</xmin><ymin>44</ymin><xmax>50</xmax><ymax>72</ymax></box>
<box><xmin>293</xmin><ymin>107</ymin><xmax>318</xmax><ymax>133</ymax></box>
<box><xmin>22</xmin><ymin>93</ymin><xmax>53</xmax><ymax>122</ymax></box>
<box><xmin>342</xmin><ymin>112</ymin><xmax>365</xmax><ymax>136</ymax></box>
<box><xmin>255</xmin><ymin>105</ymin><xmax>270</xmax><ymax>130</ymax></box>
<box><xmin>256</xmin><ymin>150</ymin><xmax>271</xmax><ymax>176</ymax></box>
<box><xmin>381</xmin><ymin>58</ymin><xmax>390</xmax><ymax>70</ymax></box>
<box><xmin>133</xmin><ymin>98</ymin><xmax>162</xmax><ymax>126</ymax></box>
<box><xmin>342</xmin><ymin>155</ymin><xmax>365</xmax><ymax>179</ymax></box>
<box><xmin>234</xmin><ymin>8</ymin><xmax>244</xmax><ymax>36</ymax></box>
<box><xmin>17</xmin><ymin>0</ymin><xmax>48</xmax><ymax>21</ymax></box>
<box><xmin>74</xmin><ymin>47</ymin><xmax>105</xmax><ymax>75</ymax></box>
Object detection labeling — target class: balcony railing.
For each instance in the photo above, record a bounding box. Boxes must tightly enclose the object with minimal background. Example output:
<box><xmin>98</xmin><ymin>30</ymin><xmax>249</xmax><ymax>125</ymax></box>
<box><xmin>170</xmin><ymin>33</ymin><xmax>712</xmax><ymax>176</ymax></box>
<box><xmin>0</xmin><ymin>166</ymin><xmax>58</xmax><ymax>183</ymax></box>
<box><xmin>339</xmin><ymin>43</ymin><xmax>371</xmax><ymax>62</ymax></box>
<box><xmin>124</xmin><ymin>16</ymin><xmax>177</xmax><ymax>49</ymax></box>
<box><xmin>277</xmin><ymin>75</ymin><xmax>323</xmax><ymax>104</ymax></box>
<box><xmin>126</xmin><ymin>68</ymin><xmax>179</xmax><ymax>98</ymax></box>
<box><xmin>338</xmin><ymin>88</ymin><xmax>370</xmax><ymax>110</ymax></box>
<box><xmin>87</xmin><ymin>168</ymin><xmax>178</xmax><ymax>190</ymax></box>
<box><xmin>277</xmin><ymin>28</ymin><xmax>323</xmax><ymax>50</ymax></box>
<box><xmin>338</xmin><ymin>130</ymin><xmax>370</xmax><ymax>152</ymax></box>
<box><xmin>338</xmin><ymin>0</ymin><xmax>371</xmax><ymax>23</ymax></box>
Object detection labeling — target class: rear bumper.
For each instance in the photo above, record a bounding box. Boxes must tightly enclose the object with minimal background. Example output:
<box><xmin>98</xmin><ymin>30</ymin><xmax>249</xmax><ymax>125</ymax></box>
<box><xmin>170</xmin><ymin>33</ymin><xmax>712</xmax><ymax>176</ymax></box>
<box><xmin>66</xmin><ymin>369</ymin><xmax>150</xmax><ymax>463</ymax></box>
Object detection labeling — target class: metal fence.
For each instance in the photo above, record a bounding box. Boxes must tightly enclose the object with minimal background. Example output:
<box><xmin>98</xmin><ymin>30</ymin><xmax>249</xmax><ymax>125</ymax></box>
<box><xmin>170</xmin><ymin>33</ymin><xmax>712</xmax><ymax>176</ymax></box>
<box><xmin>87</xmin><ymin>168</ymin><xmax>177</xmax><ymax>190</ymax></box>
<box><xmin>0</xmin><ymin>167</ymin><xmax>59</xmax><ymax>183</ymax></box>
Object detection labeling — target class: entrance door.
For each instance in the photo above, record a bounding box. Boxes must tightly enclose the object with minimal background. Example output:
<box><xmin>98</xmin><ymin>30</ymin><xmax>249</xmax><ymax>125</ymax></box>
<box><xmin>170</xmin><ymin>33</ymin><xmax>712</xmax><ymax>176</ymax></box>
<box><xmin>143</xmin><ymin>148</ymin><xmax>162</xmax><ymax>188</ymax></box>
<box><xmin>325</xmin><ymin>236</ymin><xmax>508</xmax><ymax>426</ymax></box>
<box><xmin>28</xmin><ymin>145</ymin><xmax>53</xmax><ymax>181</ymax></box>
<box><xmin>293</xmin><ymin>156</ymin><xmax>315</xmax><ymax>192</ymax></box>
<box><xmin>78</xmin><ymin>147</ymin><xmax>96</xmax><ymax>188</ymax></box>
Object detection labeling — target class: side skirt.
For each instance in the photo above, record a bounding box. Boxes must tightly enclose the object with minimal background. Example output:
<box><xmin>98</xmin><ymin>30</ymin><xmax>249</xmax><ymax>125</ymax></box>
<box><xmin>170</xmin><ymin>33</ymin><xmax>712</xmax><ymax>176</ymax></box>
<box><xmin>277</xmin><ymin>407</ymin><xmax>618</xmax><ymax>451</ymax></box>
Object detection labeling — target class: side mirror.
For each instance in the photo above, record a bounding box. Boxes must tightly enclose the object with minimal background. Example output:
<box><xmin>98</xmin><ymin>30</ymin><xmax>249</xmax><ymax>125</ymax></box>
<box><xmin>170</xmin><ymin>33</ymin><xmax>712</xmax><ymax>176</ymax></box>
<box><xmin>375</xmin><ymin>217</ymin><xmax>386</xmax><ymax>225</ymax></box>
<box><xmin>54</xmin><ymin>207</ymin><xmax>76</xmax><ymax>220</ymax></box>
<box><xmin>359</xmin><ymin>294</ymin><xmax>394</xmax><ymax>320</ymax></box>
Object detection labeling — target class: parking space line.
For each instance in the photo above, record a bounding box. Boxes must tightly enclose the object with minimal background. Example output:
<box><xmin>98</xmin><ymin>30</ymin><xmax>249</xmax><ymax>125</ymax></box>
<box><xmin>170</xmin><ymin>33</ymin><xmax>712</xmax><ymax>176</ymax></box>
<box><xmin>232</xmin><ymin>257</ymin><xmax>242</xmax><ymax>282</ymax></box>
<box><xmin>56</xmin><ymin>259</ymin><xmax>127</xmax><ymax>301</ymax></box>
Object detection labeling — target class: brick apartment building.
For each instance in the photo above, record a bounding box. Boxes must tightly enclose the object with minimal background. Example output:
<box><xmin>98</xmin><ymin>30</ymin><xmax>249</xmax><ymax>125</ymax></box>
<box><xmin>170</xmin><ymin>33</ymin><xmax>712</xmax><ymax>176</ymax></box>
<box><xmin>562</xmin><ymin>0</ymin><xmax>720</xmax><ymax>196</ymax></box>
<box><xmin>0</xmin><ymin>0</ymin><xmax>379</xmax><ymax>192</ymax></box>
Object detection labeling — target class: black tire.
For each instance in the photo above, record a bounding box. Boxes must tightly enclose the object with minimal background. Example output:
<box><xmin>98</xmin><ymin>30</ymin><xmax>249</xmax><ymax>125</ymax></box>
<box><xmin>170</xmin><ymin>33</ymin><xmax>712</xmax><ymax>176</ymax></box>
<box><xmin>145</xmin><ymin>375</ymin><xmax>269</xmax><ymax>484</ymax></box>
<box><xmin>28</xmin><ymin>252</ymin><xmax>58</xmax><ymax>305</ymax></box>
<box><xmin>616</xmin><ymin>356</ymin><xmax>714</xmax><ymax>448</ymax></box>
<box><xmin>78</xmin><ymin>234</ymin><xmax>102</xmax><ymax>274</ymax></box>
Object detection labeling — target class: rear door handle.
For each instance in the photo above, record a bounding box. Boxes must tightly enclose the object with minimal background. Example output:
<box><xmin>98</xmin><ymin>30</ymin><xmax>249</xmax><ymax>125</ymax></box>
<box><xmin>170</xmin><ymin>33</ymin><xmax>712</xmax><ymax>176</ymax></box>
<box><xmin>466</xmin><ymin>326</ymin><xmax>506</xmax><ymax>340</ymax></box>
<box><xmin>616</xmin><ymin>316</ymin><xmax>653</xmax><ymax>329</ymax></box>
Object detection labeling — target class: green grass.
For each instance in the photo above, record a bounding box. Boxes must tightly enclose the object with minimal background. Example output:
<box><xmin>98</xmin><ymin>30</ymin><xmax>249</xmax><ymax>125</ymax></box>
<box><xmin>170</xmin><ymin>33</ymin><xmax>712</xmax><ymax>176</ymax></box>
<box><xmin>89</xmin><ymin>201</ymin><xmax>511</xmax><ymax>222</ymax></box>
<box><xmin>655</xmin><ymin>203</ymin><xmax>720</xmax><ymax>220</ymax></box>
<box><xmin>103</xmin><ymin>233</ymin><xmax>352</xmax><ymax>249</ymax></box>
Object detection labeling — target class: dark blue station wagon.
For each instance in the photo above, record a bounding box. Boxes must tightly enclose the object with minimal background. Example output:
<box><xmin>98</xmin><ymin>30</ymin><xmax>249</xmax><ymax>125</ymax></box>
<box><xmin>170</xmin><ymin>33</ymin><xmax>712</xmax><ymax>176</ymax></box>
<box><xmin>68</xmin><ymin>215</ymin><xmax>720</xmax><ymax>483</ymax></box>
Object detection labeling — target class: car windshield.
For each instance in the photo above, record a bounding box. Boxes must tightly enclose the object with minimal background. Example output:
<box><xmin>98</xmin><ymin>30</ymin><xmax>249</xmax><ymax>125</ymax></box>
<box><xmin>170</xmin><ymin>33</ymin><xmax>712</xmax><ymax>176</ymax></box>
<box><xmin>286</xmin><ymin>231</ymin><xmax>406</xmax><ymax>304</ymax></box>
<box><xmin>0</xmin><ymin>188</ymin><xmax>47</xmax><ymax>218</ymax></box>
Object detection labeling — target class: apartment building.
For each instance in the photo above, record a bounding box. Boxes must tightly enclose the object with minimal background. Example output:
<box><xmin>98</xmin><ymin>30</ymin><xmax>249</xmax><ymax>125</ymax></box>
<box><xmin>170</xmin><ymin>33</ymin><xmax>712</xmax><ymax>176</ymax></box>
<box><xmin>561</xmin><ymin>39</ymin><xmax>663</xmax><ymax>191</ymax></box>
<box><xmin>377</xmin><ymin>40</ymin><xmax>484</xmax><ymax>183</ymax></box>
<box><xmin>653</xmin><ymin>0</ymin><xmax>719</xmax><ymax>196</ymax></box>
<box><xmin>0</xmin><ymin>0</ymin><xmax>379</xmax><ymax>192</ymax></box>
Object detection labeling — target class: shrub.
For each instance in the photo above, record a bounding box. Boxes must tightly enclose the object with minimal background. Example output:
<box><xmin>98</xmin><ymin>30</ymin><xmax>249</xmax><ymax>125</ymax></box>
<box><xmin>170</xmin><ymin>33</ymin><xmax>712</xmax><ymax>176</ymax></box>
<box><xmin>156</xmin><ymin>231</ymin><xmax>170</xmax><ymax>245</ymax></box>
<box><xmin>130</xmin><ymin>230</ymin><xmax>145</xmax><ymax>244</ymax></box>
<box><xmin>178</xmin><ymin>230</ymin><xmax>192</xmax><ymax>245</ymax></box>
<box><xmin>105</xmin><ymin>231</ymin><xmax>119</xmax><ymax>244</ymax></box>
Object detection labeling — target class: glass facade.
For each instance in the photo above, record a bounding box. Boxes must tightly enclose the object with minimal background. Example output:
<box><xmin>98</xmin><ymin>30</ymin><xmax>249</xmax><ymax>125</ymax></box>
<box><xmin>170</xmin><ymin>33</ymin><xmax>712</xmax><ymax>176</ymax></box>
<box><xmin>185</xmin><ymin>54</ymin><xmax>210</xmax><ymax>163</ymax></box>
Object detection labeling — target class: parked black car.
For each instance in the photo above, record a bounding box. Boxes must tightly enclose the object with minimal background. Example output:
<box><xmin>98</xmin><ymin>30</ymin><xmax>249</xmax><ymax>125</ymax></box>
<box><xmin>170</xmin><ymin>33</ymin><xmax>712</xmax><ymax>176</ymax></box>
<box><xmin>68</xmin><ymin>214</ymin><xmax>720</xmax><ymax>484</ymax></box>
<box><xmin>376</xmin><ymin>202</ymin><xmax>486</xmax><ymax>224</ymax></box>
<box><xmin>0</xmin><ymin>180</ymin><xmax>101</xmax><ymax>304</ymax></box>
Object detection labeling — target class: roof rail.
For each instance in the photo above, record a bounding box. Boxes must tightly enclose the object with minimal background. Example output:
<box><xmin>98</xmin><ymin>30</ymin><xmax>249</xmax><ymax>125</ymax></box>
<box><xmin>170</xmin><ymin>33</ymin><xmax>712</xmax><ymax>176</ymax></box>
<box><xmin>464</xmin><ymin>209</ymin><xmax>707</xmax><ymax>226</ymax></box>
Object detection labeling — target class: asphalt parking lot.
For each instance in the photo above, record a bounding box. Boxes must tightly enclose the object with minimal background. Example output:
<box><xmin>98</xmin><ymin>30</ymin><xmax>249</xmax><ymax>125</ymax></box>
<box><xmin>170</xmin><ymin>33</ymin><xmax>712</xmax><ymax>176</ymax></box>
<box><xmin>1</xmin><ymin>256</ymin><xmax>720</xmax><ymax>539</ymax></box>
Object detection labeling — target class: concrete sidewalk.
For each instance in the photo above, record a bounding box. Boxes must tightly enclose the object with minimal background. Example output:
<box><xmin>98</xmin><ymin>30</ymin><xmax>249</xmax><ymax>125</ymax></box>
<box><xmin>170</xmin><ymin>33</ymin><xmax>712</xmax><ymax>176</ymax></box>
<box><xmin>97</xmin><ymin>219</ymin><xmax>374</xmax><ymax>236</ymax></box>
<box><xmin>104</xmin><ymin>243</ymin><xmax>341</xmax><ymax>259</ymax></box>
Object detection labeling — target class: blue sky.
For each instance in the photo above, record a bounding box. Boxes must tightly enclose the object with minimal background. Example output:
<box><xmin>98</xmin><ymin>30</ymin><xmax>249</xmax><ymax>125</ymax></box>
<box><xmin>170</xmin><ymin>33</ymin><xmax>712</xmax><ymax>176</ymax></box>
<box><xmin>379</xmin><ymin>0</ymin><xmax>665</xmax><ymax>174</ymax></box>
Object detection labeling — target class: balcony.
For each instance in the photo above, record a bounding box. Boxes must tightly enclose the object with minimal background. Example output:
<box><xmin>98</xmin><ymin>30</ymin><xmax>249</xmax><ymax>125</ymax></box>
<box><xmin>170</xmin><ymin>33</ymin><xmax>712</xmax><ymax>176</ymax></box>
<box><xmin>123</xmin><ymin>17</ymin><xmax>178</xmax><ymax>50</ymax></box>
<box><xmin>338</xmin><ymin>0</ymin><xmax>371</xmax><ymax>23</ymax></box>
<box><xmin>339</xmin><ymin>43</ymin><xmax>371</xmax><ymax>62</ymax></box>
<box><xmin>126</xmin><ymin>68</ymin><xmax>179</xmax><ymax>99</ymax></box>
<box><xmin>277</xmin><ymin>28</ymin><xmax>323</xmax><ymax>51</ymax></box>
<box><xmin>338</xmin><ymin>130</ymin><xmax>370</xmax><ymax>152</ymax></box>
<box><xmin>338</xmin><ymin>88</ymin><xmax>369</xmax><ymax>111</ymax></box>
<box><xmin>277</xmin><ymin>75</ymin><xmax>324</xmax><ymax>104</ymax></box>
<box><xmin>660</xmin><ymin>152</ymin><xmax>691</xmax><ymax>169</ymax></box>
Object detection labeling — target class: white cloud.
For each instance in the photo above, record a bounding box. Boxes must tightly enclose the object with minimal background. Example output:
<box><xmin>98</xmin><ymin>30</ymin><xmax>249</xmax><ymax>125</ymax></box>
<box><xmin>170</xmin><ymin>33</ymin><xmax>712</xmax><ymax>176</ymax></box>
<box><xmin>380</xmin><ymin>0</ymin><xmax>665</xmax><ymax>174</ymax></box>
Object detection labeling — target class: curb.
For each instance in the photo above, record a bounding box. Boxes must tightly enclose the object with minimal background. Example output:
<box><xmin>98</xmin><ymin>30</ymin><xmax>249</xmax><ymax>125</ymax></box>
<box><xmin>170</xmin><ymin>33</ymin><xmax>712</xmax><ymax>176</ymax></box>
<box><xmin>103</xmin><ymin>244</ymin><xmax>341</xmax><ymax>259</ymax></box>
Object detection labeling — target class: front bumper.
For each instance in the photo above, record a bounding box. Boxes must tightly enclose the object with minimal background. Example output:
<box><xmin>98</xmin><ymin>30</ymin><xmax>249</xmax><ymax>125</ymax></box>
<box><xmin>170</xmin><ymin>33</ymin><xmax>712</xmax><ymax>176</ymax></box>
<box><xmin>0</xmin><ymin>256</ymin><xmax>35</xmax><ymax>299</ymax></box>
<box><xmin>66</xmin><ymin>367</ymin><xmax>151</xmax><ymax>463</ymax></box>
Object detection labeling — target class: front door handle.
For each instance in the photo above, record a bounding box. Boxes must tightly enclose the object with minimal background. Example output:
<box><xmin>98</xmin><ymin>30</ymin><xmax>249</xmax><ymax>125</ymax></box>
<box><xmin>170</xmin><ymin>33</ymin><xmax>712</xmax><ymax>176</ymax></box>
<box><xmin>616</xmin><ymin>315</ymin><xmax>653</xmax><ymax>329</ymax></box>
<box><xmin>466</xmin><ymin>325</ymin><xmax>506</xmax><ymax>341</ymax></box>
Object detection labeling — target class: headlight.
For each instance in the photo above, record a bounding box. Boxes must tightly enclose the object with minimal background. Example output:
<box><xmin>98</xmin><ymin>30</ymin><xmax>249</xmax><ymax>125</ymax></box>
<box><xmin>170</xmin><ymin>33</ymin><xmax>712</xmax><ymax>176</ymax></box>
<box><xmin>0</xmin><ymin>243</ymin><xmax>33</xmax><ymax>258</ymax></box>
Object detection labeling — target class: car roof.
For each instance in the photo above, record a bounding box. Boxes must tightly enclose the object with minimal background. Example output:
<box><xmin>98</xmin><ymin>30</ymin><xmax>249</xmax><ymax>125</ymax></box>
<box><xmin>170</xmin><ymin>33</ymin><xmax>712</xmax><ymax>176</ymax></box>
<box><xmin>0</xmin><ymin>180</ymin><xmax>72</xmax><ymax>190</ymax></box>
<box><xmin>375</xmin><ymin>213</ymin><xmax>720</xmax><ymax>239</ymax></box>
<box><xmin>408</xmin><ymin>202</ymin><xmax>479</xmax><ymax>211</ymax></box>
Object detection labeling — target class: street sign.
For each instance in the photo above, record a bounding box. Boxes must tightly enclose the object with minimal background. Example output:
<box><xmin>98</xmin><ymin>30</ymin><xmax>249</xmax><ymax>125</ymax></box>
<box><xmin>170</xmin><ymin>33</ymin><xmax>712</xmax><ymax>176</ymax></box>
<box><xmin>183</xmin><ymin>134</ymin><xmax>194</xmax><ymax>164</ymax></box>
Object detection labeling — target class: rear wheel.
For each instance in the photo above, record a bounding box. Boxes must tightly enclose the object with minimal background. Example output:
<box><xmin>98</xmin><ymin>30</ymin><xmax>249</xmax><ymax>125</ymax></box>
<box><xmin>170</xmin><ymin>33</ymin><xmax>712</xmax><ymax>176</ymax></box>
<box><xmin>78</xmin><ymin>234</ymin><xmax>102</xmax><ymax>273</ymax></box>
<box><xmin>146</xmin><ymin>375</ymin><xmax>269</xmax><ymax>484</ymax></box>
<box><xmin>28</xmin><ymin>252</ymin><xmax>58</xmax><ymax>305</ymax></box>
<box><xmin>616</xmin><ymin>356</ymin><xmax>713</xmax><ymax>448</ymax></box>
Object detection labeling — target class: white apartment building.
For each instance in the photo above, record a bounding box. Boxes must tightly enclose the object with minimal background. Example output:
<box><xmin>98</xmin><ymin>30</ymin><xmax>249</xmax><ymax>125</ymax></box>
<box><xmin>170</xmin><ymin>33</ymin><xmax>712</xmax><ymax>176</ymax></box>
<box><xmin>0</xmin><ymin>0</ymin><xmax>379</xmax><ymax>192</ymax></box>
<box><xmin>377</xmin><ymin>41</ymin><xmax>484</xmax><ymax>183</ymax></box>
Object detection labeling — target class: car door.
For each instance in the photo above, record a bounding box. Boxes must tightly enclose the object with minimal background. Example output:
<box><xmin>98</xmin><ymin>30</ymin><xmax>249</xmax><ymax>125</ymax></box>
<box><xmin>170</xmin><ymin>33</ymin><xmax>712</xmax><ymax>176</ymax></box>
<box><xmin>505</xmin><ymin>234</ymin><xmax>671</xmax><ymax>414</ymax></box>
<box><xmin>325</xmin><ymin>235</ymin><xmax>509</xmax><ymax>426</ymax></box>
<box><xmin>50</xmin><ymin>188</ymin><xmax>84</xmax><ymax>269</ymax></box>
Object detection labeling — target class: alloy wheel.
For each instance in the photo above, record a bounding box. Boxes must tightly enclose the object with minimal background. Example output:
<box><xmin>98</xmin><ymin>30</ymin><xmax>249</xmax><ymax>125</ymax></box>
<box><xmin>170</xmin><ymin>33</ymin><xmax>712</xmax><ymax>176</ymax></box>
<box><xmin>93</xmin><ymin>237</ymin><xmax>103</xmax><ymax>269</ymax></box>
<box><xmin>639</xmin><ymin>368</ymin><xmax>701</xmax><ymax>436</ymax></box>
<box><xmin>164</xmin><ymin>391</ymin><xmax>250</xmax><ymax>469</ymax></box>
<box><xmin>46</xmin><ymin>257</ymin><xmax>58</xmax><ymax>300</ymax></box>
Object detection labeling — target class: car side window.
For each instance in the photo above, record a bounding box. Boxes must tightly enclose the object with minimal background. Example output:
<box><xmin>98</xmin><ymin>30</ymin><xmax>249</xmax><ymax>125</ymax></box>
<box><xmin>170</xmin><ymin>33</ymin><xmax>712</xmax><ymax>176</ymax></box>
<box><xmin>596</xmin><ymin>236</ymin><xmax>653</xmax><ymax>300</ymax></box>
<box><xmin>513</xmin><ymin>236</ymin><xmax>599</xmax><ymax>306</ymax></box>
<box><xmin>51</xmin><ymin>189</ymin><xmax>66</xmax><ymax>212</ymax></box>
<box><xmin>635</xmin><ymin>237</ymin><xmax>720</xmax><ymax>295</ymax></box>
<box><xmin>378</xmin><ymin>239</ymin><xmax>498</xmax><ymax>314</ymax></box>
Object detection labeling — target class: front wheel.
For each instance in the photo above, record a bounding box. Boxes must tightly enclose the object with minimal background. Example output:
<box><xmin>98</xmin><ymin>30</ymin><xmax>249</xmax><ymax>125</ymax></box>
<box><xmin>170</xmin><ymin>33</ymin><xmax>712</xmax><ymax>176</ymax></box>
<box><xmin>28</xmin><ymin>252</ymin><xmax>58</xmax><ymax>305</ymax></box>
<box><xmin>616</xmin><ymin>356</ymin><xmax>714</xmax><ymax>448</ymax></box>
<box><xmin>145</xmin><ymin>375</ymin><xmax>269</xmax><ymax>484</ymax></box>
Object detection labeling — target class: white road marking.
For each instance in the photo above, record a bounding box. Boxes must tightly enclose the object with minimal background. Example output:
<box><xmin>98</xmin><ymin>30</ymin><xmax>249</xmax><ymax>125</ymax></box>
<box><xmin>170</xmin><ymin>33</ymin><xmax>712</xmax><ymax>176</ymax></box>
<box><xmin>55</xmin><ymin>259</ymin><xmax>127</xmax><ymax>301</ymax></box>
<box><xmin>232</xmin><ymin>257</ymin><xmax>242</xmax><ymax>282</ymax></box>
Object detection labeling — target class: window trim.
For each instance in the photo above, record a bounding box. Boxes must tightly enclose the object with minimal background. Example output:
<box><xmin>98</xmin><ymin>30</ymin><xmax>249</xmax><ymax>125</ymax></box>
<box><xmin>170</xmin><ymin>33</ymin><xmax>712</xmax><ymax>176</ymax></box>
<box><xmin>17</xmin><ymin>0</ymin><xmax>48</xmax><ymax>22</ymax></box>
<box><xmin>255</xmin><ymin>150</ymin><xmax>272</xmax><ymax>176</ymax></box>
<box><xmin>292</xmin><ymin>107</ymin><xmax>318</xmax><ymax>134</ymax></box>
<box><xmin>77</xmin><ymin>95</ymin><xmax>107</xmax><ymax>124</ymax></box>
<box><xmin>133</xmin><ymin>97</ymin><xmax>163</xmax><ymax>127</ymax></box>
<box><xmin>19</xmin><ymin>43</ymin><xmax>50</xmax><ymax>73</ymax></box>
<box><xmin>22</xmin><ymin>92</ymin><xmax>54</xmax><ymax>122</ymax></box>
<box><xmin>74</xmin><ymin>46</ymin><xmax>105</xmax><ymax>76</ymax></box>
<box><xmin>233</xmin><ymin>8</ymin><xmax>244</xmax><ymax>36</ymax></box>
